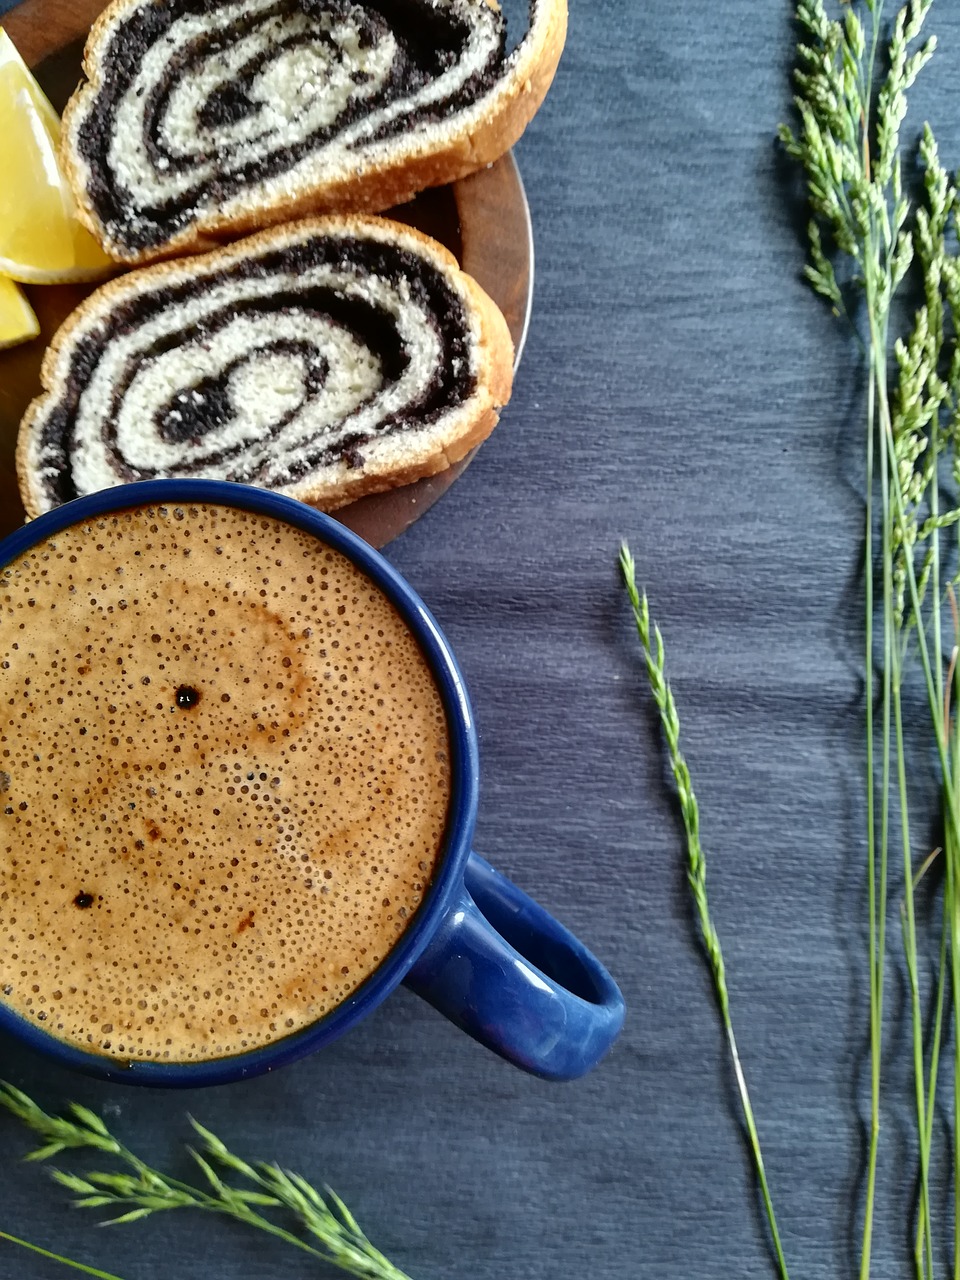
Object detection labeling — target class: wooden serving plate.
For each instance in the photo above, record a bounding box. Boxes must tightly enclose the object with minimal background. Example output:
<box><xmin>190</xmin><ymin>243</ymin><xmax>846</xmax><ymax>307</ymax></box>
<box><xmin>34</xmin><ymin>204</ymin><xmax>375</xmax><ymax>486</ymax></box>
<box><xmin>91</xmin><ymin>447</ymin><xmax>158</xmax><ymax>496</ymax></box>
<box><xmin>0</xmin><ymin>0</ymin><xmax>534</xmax><ymax>547</ymax></box>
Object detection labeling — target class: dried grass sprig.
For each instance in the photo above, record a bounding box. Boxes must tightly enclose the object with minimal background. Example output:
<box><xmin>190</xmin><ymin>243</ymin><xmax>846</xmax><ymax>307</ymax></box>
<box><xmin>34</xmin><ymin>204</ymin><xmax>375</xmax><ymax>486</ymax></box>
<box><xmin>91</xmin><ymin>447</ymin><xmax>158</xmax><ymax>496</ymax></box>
<box><xmin>618</xmin><ymin>545</ymin><xmax>790</xmax><ymax>1280</ymax></box>
<box><xmin>627</xmin><ymin>5</ymin><xmax>960</xmax><ymax>1280</ymax></box>
<box><xmin>0</xmin><ymin>1084</ymin><xmax>412</xmax><ymax>1280</ymax></box>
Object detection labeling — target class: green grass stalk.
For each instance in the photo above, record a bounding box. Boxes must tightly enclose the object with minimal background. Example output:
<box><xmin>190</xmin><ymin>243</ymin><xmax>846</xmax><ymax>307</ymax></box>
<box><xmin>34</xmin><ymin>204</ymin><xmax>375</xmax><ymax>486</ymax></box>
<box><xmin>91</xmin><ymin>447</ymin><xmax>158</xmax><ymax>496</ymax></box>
<box><xmin>871</xmin><ymin>291</ymin><xmax>937</xmax><ymax>1280</ymax></box>
<box><xmin>0</xmin><ymin>1089</ymin><xmax>413</xmax><ymax>1280</ymax></box>
<box><xmin>893</xmin><ymin>673</ymin><xmax>933</xmax><ymax>1280</ymax></box>
<box><xmin>862</xmin><ymin>308</ymin><xmax>889</xmax><ymax>1280</ymax></box>
<box><xmin>619</xmin><ymin>545</ymin><xmax>790</xmax><ymax>1280</ymax></box>
<box><xmin>870</xmin><ymin>318</ymin><xmax>960</xmax><ymax>1280</ymax></box>
<box><xmin>862</xmin><ymin>329</ymin><xmax>882</xmax><ymax>1280</ymax></box>
<box><xmin>949</xmin><ymin>689</ymin><xmax>960</xmax><ymax>1280</ymax></box>
<box><xmin>909</xmin><ymin>872</ymin><xmax>948</xmax><ymax>1278</ymax></box>
<box><xmin>923</xmin><ymin>361</ymin><xmax>948</xmax><ymax>1280</ymax></box>
<box><xmin>0</xmin><ymin>1229</ymin><xmax>126</xmax><ymax>1280</ymax></box>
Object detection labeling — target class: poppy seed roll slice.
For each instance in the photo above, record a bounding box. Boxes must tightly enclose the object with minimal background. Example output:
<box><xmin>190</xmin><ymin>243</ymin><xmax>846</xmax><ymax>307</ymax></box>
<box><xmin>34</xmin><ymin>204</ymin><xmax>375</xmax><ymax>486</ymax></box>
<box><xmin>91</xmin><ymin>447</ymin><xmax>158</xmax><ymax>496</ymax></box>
<box><xmin>63</xmin><ymin>0</ymin><xmax>567</xmax><ymax>262</ymax></box>
<box><xmin>16</xmin><ymin>215</ymin><xmax>514</xmax><ymax>517</ymax></box>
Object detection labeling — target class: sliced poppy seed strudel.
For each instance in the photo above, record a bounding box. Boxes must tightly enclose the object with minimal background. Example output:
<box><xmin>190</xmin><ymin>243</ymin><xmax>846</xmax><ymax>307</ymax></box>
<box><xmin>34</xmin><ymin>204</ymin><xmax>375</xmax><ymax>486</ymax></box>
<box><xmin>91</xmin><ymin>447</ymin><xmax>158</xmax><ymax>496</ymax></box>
<box><xmin>16</xmin><ymin>215</ymin><xmax>514</xmax><ymax>517</ymax></box>
<box><xmin>62</xmin><ymin>0</ymin><xmax>568</xmax><ymax>263</ymax></box>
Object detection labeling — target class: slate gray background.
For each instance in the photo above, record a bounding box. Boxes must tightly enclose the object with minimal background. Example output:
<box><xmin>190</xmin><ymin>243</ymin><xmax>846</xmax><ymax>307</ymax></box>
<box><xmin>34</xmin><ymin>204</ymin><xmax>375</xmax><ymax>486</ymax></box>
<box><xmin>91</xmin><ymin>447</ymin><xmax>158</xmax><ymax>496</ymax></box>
<box><xmin>1</xmin><ymin>0</ymin><xmax>957</xmax><ymax>1277</ymax></box>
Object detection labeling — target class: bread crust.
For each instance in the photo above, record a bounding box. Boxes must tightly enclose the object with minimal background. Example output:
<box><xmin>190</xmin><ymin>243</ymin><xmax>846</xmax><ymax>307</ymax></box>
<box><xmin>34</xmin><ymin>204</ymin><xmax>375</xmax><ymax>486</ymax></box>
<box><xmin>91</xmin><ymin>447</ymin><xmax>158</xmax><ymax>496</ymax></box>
<box><xmin>15</xmin><ymin>214</ymin><xmax>515</xmax><ymax>518</ymax></box>
<box><xmin>61</xmin><ymin>0</ymin><xmax>568</xmax><ymax>263</ymax></box>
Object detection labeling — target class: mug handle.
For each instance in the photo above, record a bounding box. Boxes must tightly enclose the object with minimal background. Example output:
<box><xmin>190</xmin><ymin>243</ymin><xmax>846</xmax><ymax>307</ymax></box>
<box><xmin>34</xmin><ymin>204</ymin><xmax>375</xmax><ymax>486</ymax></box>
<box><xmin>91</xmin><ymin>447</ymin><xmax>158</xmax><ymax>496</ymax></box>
<box><xmin>404</xmin><ymin>853</ymin><xmax>624</xmax><ymax>1080</ymax></box>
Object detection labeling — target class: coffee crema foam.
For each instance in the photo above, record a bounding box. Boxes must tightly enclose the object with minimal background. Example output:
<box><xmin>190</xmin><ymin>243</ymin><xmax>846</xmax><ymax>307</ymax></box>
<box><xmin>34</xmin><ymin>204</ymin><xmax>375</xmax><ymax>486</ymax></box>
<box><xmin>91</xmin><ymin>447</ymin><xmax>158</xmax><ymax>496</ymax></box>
<box><xmin>0</xmin><ymin>503</ymin><xmax>450</xmax><ymax>1062</ymax></box>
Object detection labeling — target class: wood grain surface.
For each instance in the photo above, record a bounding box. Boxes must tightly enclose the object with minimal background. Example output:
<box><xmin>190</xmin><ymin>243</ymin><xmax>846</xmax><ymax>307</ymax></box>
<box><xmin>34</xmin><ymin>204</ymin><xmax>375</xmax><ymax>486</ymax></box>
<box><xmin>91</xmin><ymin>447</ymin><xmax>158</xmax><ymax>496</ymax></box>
<box><xmin>1</xmin><ymin>2</ymin><xmax>956</xmax><ymax>1280</ymax></box>
<box><xmin>2</xmin><ymin>0</ymin><xmax>89</xmax><ymax>63</ymax></box>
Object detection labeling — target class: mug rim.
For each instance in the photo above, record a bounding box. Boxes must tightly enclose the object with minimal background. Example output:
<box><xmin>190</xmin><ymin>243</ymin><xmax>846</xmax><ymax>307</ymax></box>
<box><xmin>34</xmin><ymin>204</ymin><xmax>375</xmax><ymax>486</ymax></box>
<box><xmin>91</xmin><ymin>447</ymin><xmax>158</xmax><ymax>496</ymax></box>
<box><xmin>0</xmin><ymin>479</ymin><xmax>480</xmax><ymax>1086</ymax></box>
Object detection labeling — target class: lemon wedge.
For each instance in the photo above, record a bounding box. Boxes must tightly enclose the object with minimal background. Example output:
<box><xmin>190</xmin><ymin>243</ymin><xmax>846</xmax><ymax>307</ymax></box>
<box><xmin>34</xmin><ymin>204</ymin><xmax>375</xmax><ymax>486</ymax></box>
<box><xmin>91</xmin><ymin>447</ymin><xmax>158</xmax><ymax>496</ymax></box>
<box><xmin>0</xmin><ymin>274</ymin><xmax>40</xmax><ymax>349</ymax></box>
<box><xmin>0</xmin><ymin>28</ymin><xmax>115</xmax><ymax>284</ymax></box>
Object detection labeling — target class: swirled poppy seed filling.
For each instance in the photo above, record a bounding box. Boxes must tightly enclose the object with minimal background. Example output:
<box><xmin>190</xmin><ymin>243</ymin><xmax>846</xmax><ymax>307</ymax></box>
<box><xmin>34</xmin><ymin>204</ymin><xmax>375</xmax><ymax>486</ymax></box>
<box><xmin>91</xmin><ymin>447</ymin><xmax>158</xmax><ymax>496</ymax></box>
<box><xmin>32</xmin><ymin>235</ymin><xmax>478</xmax><ymax>510</ymax></box>
<box><xmin>74</xmin><ymin>0</ymin><xmax>508</xmax><ymax>253</ymax></box>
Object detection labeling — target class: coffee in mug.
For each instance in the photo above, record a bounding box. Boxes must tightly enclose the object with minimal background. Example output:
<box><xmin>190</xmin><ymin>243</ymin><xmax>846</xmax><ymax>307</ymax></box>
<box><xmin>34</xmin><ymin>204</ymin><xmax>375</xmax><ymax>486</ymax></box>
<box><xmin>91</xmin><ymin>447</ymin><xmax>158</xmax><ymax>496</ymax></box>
<box><xmin>0</xmin><ymin>499</ymin><xmax>450</xmax><ymax>1063</ymax></box>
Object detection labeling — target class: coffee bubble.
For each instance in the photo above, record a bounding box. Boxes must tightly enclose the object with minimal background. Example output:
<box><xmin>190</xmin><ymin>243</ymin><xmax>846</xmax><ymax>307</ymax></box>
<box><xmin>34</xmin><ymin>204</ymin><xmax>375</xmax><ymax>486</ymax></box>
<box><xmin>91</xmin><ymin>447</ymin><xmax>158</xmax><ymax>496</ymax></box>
<box><xmin>0</xmin><ymin>504</ymin><xmax>450</xmax><ymax>1061</ymax></box>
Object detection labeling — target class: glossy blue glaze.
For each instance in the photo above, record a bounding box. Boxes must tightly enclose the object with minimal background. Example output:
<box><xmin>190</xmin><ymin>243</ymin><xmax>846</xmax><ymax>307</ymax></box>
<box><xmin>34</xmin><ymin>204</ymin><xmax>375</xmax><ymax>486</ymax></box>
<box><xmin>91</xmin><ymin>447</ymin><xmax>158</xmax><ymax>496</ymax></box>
<box><xmin>0</xmin><ymin>479</ymin><xmax>623</xmax><ymax>1085</ymax></box>
<box><xmin>407</xmin><ymin>854</ymin><xmax>624</xmax><ymax>1080</ymax></box>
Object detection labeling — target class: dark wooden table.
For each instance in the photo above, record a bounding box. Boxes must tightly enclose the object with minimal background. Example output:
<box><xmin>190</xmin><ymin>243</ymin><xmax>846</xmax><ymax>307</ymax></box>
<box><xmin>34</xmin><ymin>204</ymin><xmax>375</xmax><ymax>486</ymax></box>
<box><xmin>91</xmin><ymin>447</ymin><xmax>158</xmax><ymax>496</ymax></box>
<box><xmin>1</xmin><ymin>2</ymin><xmax>956</xmax><ymax>1278</ymax></box>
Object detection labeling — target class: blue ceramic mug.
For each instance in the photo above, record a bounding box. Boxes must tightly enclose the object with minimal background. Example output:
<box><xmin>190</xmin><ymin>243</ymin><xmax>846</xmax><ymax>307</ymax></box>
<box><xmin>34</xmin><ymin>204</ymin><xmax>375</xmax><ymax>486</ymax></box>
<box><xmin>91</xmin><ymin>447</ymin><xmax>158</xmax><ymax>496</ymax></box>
<box><xmin>0</xmin><ymin>479</ymin><xmax>624</xmax><ymax>1086</ymax></box>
